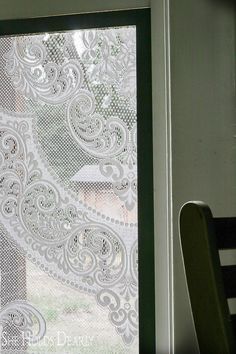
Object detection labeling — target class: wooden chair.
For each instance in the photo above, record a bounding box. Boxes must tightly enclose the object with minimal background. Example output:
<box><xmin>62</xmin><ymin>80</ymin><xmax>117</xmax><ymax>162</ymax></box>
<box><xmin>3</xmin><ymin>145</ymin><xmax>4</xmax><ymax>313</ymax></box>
<box><xmin>179</xmin><ymin>201</ymin><xmax>236</xmax><ymax>354</ymax></box>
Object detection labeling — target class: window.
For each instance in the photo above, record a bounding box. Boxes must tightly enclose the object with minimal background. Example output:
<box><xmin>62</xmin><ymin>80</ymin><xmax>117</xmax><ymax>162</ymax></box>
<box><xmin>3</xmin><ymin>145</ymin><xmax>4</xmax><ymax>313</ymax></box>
<box><xmin>0</xmin><ymin>10</ymin><xmax>155</xmax><ymax>353</ymax></box>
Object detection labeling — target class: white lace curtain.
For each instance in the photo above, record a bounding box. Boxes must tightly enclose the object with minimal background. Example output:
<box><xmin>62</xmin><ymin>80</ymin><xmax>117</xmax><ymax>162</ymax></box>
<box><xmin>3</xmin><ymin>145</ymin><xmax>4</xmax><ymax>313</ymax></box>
<box><xmin>0</xmin><ymin>27</ymin><xmax>138</xmax><ymax>353</ymax></box>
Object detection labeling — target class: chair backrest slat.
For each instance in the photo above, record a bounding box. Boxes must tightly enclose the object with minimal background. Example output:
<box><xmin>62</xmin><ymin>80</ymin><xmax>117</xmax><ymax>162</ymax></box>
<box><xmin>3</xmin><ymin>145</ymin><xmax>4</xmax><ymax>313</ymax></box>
<box><xmin>214</xmin><ymin>218</ymin><xmax>236</xmax><ymax>249</ymax></box>
<box><xmin>231</xmin><ymin>314</ymin><xmax>236</xmax><ymax>337</ymax></box>
<box><xmin>222</xmin><ymin>266</ymin><xmax>236</xmax><ymax>298</ymax></box>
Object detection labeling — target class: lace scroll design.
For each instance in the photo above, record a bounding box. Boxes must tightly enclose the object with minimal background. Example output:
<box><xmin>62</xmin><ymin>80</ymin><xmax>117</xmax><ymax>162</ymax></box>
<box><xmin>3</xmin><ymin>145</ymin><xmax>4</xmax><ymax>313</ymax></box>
<box><xmin>0</xmin><ymin>301</ymin><xmax>46</xmax><ymax>344</ymax></box>
<box><xmin>5</xmin><ymin>38</ymin><xmax>83</xmax><ymax>105</ymax></box>
<box><xmin>4</xmin><ymin>32</ymin><xmax>137</xmax><ymax>211</ymax></box>
<box><xmin>97</xmin><ymin>241</ymin><xmax>138</xmax><ymax>345</ymax></box>
<box><xmin>0</xmin><ymin>111</ymin><xmax>138</xmax><ymax>345</ymax></box>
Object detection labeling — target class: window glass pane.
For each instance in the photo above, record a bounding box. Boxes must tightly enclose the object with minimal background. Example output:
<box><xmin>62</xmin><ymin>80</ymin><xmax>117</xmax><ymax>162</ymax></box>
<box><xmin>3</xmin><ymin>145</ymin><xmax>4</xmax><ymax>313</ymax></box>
<box><xmin>0</xmin><ymin>26</ymin><xmax>138</xmax><ymax>353</ymax></box>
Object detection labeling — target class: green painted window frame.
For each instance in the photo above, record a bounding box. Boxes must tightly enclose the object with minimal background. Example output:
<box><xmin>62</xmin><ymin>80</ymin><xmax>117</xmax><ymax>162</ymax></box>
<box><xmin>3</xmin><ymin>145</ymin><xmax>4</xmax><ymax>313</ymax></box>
<box><xmin>0</xmin><ymin>9</ymin><xmax>155</xmax><ymax>353</ymax></box>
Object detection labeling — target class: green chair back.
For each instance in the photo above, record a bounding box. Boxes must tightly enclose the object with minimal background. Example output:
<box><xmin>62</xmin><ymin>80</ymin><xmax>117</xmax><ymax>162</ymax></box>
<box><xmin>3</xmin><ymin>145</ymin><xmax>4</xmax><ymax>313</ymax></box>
<box><xmin>179</xmin><ymin>201</ymin><xmax>236</xmax><ymax>354</ymax></box>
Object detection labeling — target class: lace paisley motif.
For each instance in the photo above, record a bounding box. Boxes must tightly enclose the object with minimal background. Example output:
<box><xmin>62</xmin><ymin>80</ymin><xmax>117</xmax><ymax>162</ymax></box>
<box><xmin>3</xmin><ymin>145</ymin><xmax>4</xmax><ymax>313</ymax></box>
<box><xmin>5</xmin><ymin>32</ymin><xmax>137</xmax><ymax>211</ymax></box>
<box><xmin>2</xmin><ymin>27</ymin><xmax>139</xmax><ymax>346</ymax></box>
<box><xmin>0</xmin><ymin>111</ymin><xmax>138</xmax><ymax>345</ymax></box>
<box><xmin>0</xmin><ymin>301</ymin><xmax>46</xmax><ymax>344</ymax></box>
<box><xmin>5</xmin><ymin>38</ymin><xmax>83</xmax><ymax>104</ymax></box>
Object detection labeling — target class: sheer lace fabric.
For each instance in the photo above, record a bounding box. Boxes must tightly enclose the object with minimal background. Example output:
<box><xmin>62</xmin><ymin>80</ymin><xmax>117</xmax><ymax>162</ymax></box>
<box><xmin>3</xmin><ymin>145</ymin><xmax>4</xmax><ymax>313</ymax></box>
<box><xmin>0</xmin><ymin>27</ymin><xmax>138</xmax><ymax>353</ymax></box>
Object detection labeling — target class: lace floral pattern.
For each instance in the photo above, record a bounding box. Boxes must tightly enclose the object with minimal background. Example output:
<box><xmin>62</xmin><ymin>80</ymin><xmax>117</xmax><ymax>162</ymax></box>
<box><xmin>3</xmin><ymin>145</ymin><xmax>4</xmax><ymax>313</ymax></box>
<box><xmin>5</xmin><ymin>30</ymin><xmax>137</xmax><ymax>211</ymax></box>
<box><xmin>0</xmin><ymin>26</ymin><xmax>138</xmax><ymax>349</ymax></box>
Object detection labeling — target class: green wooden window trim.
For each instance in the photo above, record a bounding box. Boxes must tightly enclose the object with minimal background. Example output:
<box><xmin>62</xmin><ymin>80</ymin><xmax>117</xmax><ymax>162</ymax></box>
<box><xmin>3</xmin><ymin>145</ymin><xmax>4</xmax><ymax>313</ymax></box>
<box><xmin>0</xmin><ymin>9</ymin><xmax>155</xmax><ymax>353</ymax></box>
